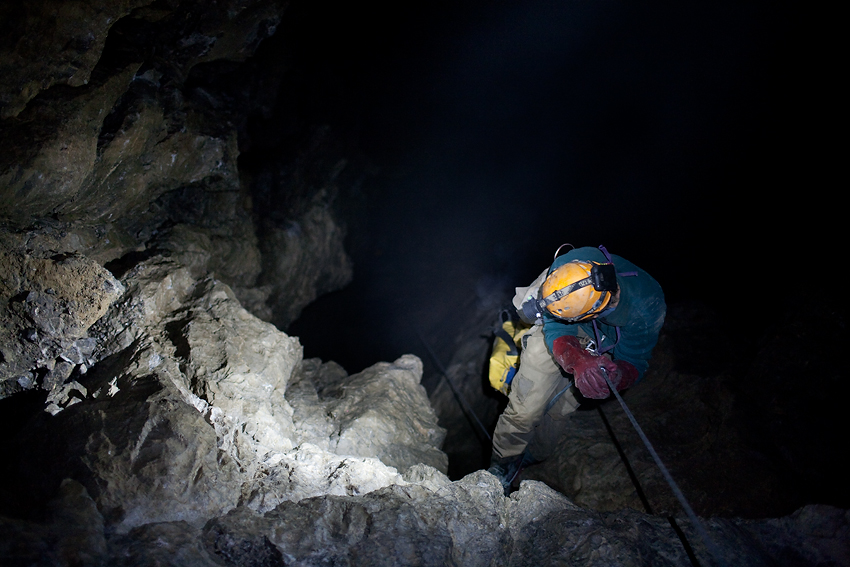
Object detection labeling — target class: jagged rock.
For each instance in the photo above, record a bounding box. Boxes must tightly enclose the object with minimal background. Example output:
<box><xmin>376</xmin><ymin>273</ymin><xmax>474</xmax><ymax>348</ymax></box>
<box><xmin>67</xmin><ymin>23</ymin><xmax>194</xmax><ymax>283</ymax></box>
<box><xmin>16</xmin><ymin>362</ymin><xmax>245</xmax><ymax>534</ymax></box>
<box><xmin>288</xmin><ymin>356</ymin><xmax>449</xmax><ymax>474</ymax></box>
<box><xmin>321</xmin><ymin>355</ymin><xmax>448</xmax><ymax>474</ymax></box>
<box><xmin>192</xmin><ymin>475</ymin><xmax>849</xmax><ymax>567</ymax></box>
<box><xmin>0</xmin><ymin>64</ymin><xmax>241</xmax><ymax>229</ymax></box>
<box><xmin>4</xmin><ymin>253</ymin><xmax>450</xmax><ymax>538</ymax></box>
<box><xmin>0</xmin><ymin>0</ymin><xmax>286</xmax><ymax>311</ymax></box>
<box><xmin>168</xmin><ymin>277</ymin><xmax>302</xmax><ymax>462</ymax></box>
<box><xmin>241</xmin><ymin>444</ymin><xmax>411</xmax><ymax>514</ymax></box>
<box><xmin>204</xmin><ymin>471</ymin><xmax>509</xmax><ymax>567</ymax></box>
<box><xmin>0</xmin><ymin>236</ymin><xmax>125</xmax><ymax>398</ymax></box>
<box><xmin>4</xmin><ymin>472</ymin><xmax>847</xmax><ymax>566</ymax></box>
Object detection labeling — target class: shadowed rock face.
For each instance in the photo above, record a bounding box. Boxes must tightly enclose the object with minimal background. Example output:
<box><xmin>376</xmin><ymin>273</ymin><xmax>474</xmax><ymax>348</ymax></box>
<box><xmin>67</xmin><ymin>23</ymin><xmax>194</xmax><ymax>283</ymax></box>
<box><xmin>1</xmin><ymin>1</ymin><xmax>848</xmax><ymax>565</ymax></box>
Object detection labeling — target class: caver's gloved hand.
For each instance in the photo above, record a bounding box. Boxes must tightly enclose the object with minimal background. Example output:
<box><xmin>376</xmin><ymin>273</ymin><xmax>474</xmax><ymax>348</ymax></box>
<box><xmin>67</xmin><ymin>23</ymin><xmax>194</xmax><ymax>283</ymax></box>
<box><xmin>552</xmin><ymin>336</ymin><xmax>637</xmax><ymax>399</ymax></box>
<box><xmin>612</xmin><ymin>359</ymin><xmax>638</xmax><ymax>392</ymax></box>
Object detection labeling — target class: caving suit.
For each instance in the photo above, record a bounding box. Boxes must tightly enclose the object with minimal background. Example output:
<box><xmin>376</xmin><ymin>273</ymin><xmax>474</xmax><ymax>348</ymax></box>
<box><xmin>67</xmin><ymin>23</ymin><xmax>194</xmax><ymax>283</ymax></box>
<box><xmin>491</xmin><ymin>246</ymin><xmax>666</xmax><ymax>461</ymax></box>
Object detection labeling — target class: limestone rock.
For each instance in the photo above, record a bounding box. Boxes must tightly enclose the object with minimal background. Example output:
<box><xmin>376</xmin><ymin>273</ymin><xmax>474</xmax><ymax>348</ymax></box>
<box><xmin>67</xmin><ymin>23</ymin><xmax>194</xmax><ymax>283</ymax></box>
<box><xmin>205</xmin><ymin>471</ymin><xmax>509</xmax><ymax>567</ymax></box>
<box><xmin>0</xmin><ymin>236</ymin><xmax>124</xmax><ymax>398</ymax></box>
<box><xmin>242</xmin><ymin>444</ymin><xmax>411</xmax><ymax>514</ymax></box>
<box><xmin>287</xmin><ymin>355</ymin><xmax>449</xmax><ymax>475</ymax></box>
<box><xmin>191</xmin><ymin>475</ymin><xmax>850</xmax><ymax>567</ymax></box>
<box><xmin>172</xmin><ymin>276</ymin><xmax>302</xmax><ymax>461</ymax></box>
<box><xmin>323</xmin><ymin>355</ymin><xmax>448</xmax><ymax>474</ymax></box>
<box><xmin>17</xmin><ymin>365</ymin><xmax>244</xmax><ymax>534</ymax></box>
<box><xmin>4</xmin><ymin>252</ymin><xmax>452</xmax><ymax>538</ymax></box>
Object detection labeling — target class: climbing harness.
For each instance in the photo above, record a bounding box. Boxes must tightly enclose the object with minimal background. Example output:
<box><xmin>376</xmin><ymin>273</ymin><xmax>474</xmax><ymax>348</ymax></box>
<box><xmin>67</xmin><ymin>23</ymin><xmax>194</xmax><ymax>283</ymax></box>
<box><xmin>600</xmin><ymin>369</ymin><xmax>728</xmax><ymax>567</ymax></box>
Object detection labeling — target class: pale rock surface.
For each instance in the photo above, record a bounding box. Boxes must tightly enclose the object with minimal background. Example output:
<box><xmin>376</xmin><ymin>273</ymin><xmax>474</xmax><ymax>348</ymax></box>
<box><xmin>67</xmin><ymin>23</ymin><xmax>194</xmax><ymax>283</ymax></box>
<box><xmin>6</xmin><ymin>251</ymin><xmax>449</xmax><ymax>538</ymax></box>
<box><xmin>324</xmin><ymin>354</ymin><xmax>448</xmax><ymax>473</ymax></box>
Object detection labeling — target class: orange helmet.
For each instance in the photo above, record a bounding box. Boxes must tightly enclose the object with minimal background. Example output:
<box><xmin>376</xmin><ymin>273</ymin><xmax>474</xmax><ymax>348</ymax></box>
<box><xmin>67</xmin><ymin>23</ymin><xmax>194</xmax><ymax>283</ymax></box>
<box><xmin>538</xmin><ymin>260</ymin><xmax>617</xmax><ymax>322</ymax></box>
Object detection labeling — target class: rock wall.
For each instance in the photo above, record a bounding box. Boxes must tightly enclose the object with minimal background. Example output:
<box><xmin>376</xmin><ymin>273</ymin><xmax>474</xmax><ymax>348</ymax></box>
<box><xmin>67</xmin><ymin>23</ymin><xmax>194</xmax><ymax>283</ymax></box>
<box><xmin>4</xmin><ymin>474</ymin><xmax>848</xmax><ymax>566</ymax></box>
<box><xmin>1</xmin><ymin>1</ymin><xmax>847</xmax><ymax>566</ymax></box>
<box><xmin>2</xmin><ymin>252</ymin><xmax>447</xmax><ymax>534</ymax></box>
<box><xmin>0</xmin><ymin>0</ymin><xmax>352</xmax><ymax>334</ymax></box>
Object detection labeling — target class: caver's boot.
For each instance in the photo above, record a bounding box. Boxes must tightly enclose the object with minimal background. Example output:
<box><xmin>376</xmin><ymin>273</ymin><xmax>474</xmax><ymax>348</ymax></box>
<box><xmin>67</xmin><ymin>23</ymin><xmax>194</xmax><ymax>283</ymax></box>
<box><xmin>487</xmin><ymin>454</ymin><xmax>523</xmax><ymax>496</ymax></box>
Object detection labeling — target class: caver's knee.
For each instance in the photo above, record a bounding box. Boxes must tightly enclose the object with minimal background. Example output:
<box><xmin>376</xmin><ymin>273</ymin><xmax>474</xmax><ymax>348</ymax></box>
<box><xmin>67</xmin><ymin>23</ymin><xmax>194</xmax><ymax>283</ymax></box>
<box><xmin>498</xmin><ymin>400</ymin><xmax>540</xmax><ymax>432</ymax></box>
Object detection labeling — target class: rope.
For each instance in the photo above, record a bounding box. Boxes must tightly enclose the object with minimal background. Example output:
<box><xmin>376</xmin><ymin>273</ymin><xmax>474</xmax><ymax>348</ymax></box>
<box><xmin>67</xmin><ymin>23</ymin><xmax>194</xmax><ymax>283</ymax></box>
<box><xmin>601</xmin><ymin>371</ymin><xmax>728</xmax><ymax>567</ymax></box>
<box><xmin>415</xmin><ymin>329</ymin><xmax>492</xmax><ymax>443</ymax></box>
<box><xmin>597</xmin><ymin>405</ymin><xmax>702</xmax><ymax>567</ymax></box>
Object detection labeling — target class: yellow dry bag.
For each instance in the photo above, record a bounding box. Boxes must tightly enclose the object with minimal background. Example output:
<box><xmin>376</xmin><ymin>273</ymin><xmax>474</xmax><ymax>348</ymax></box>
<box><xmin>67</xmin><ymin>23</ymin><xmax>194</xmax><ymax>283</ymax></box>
<box><xmin>488</xmin><ymin>312</ymin><xmax>531</xmax><ymax>395</ymax></box>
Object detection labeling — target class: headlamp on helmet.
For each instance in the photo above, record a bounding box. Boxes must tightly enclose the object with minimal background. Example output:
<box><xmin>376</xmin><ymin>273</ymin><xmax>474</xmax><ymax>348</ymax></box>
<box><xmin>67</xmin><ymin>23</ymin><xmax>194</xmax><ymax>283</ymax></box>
<box><xmin>534</xmin><ymin>260</ymin><xmax>618</xmax><ymax>322</ymax></box>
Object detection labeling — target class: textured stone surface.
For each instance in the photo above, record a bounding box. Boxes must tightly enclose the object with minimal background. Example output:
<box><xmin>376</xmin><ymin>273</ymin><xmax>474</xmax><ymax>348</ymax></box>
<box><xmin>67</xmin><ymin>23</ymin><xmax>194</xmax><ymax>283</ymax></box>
<box><xmin>197</xmin><ymin>477</ymin><xmax>850</xmax><ymax>567</ymax></box>
<box><xmin>0</xmin><ymin>1</ymin><xmax>152</xmax><ymax>119</ymax></box>
<box><xmin>108</xmin><ymin>521</ymin><xmax>222</xmax><ymax>567</ymax></box>
<box><xmin>1</xmin><ymin>1</ymin><xmax>846</xmax><ymax>565</ymax></box>
<box><xmin>170</xmin><ymin>277</ymin><xmax>302</xmax><ymax>462</ymax></box>
<box><xmin>322</xmin><ymin>355</ymin><xmax>448</xmax><ymax>474</ymax></box>
<box><xmin>3</xmin><ymin>473</ymin><xmax>848</xmax><ymax>566</ymax></box>
<box><xmin>0</xmin><ymin>235</ymin><xmax>124</xmax><ymax>399</ymax></box>
<box><xmin>2</xmin><ymin>250</ymin><xmax>449</xmax><ymax>538</ymax></box>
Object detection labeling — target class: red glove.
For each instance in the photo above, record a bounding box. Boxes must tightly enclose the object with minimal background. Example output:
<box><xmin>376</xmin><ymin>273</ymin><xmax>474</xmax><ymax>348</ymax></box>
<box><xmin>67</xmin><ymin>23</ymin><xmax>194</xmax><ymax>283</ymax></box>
<box><xmin>552</xmin><ymin>336</ymin><xmax>638</xmax><ymax>399</ymax></box>
<box><xmin>613</xmin><ymin>360</ymin><xmax>638</xmax><ymax>392</ymax></box>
